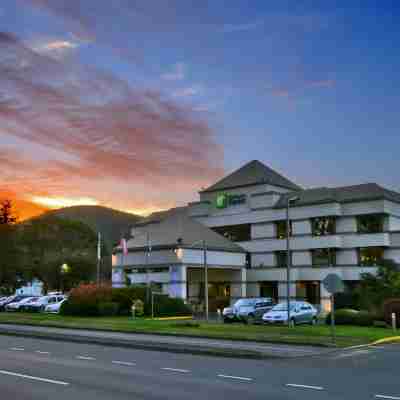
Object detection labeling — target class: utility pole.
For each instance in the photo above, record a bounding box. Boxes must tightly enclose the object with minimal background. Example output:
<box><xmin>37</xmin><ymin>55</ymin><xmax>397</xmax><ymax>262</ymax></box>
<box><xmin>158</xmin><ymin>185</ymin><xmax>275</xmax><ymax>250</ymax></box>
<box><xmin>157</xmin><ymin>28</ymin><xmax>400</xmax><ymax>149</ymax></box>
<box><xmin>97</xmin><ymin>232</ymin><xmax>101</xmax><ymax>285</ymax></box>
<box><xmin>203</xmin><ymin>239</ymin><xmax>209</xmax><ymax>322</ymax></box>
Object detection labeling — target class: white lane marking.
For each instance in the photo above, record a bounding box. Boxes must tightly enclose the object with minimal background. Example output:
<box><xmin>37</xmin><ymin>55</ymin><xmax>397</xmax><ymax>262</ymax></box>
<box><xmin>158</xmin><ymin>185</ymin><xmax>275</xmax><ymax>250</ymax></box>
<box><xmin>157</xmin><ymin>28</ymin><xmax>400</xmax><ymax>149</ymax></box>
<box><xmin>218</xmin><ymin>374</ymin><xmax>253</xmax><ymax>382</ymax></box>
<box><xmin>76</xmin><ymin>356</ymin><xmax>96</xmax><ymax>361</ymax></box>
<box><xmin>36</xmin><ymin>351</ymin><xmax>50</xmax><ymax>355</ymax></box>
<box><xmin>0</xmin><ymin>369</ymin><xmax>69</xmax><ymax>386</ymax></box>
<box><xmin>286</xmin><ymin>384</ymin><xmax>324</xmax><ymax>391</ymax></box>
<box><xmin>112</xmin><ymin>361</ymin><xmax>136</xmax><ymax>367</ymax></box>
<box><xmin>10</xmin><ymin>348</ymin><xmax>24</xmax><ymax>351</ymax></box>
<box><xmin>376</xmin><ymin>395</ymin><xmax>400</xmax><ymax>400</ymax></box>
<box><xmin>161</xmin><ymin>368</ymin><xmax>190</xmax><ymax>373</ymax></box>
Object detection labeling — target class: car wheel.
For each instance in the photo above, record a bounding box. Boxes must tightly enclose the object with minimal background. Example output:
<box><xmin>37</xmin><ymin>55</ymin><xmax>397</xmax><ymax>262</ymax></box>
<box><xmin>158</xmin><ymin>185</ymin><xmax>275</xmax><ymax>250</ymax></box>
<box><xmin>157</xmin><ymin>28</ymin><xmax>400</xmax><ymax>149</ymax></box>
<box><xmin>290</xmin><ymin>318</ymin><xmax>296</xmax><ymax>327</ymax></box>
<box><xmin>310</xmin><ymin>317</ymin><xmax>317</xmax><ymax>326</ymax></box>
<box><xmin>246</xmin><ymin>314</ymin><xmax>256</xmax><ymax>325</ymax></box>
<box><xmin>223</xmin><ymin>318</ymin><xmax>231</xmax><ymax>324</ymax></box>
<box><xmin>40</xmin><ymin>305</ymin><xmax>45</xmax><ymax>312</ymax></box>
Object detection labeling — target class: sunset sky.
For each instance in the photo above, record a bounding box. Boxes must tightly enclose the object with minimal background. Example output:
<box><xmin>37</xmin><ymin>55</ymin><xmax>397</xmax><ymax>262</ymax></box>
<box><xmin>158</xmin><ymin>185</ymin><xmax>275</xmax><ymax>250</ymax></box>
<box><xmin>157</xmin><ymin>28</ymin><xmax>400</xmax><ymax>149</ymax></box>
<box><xmin>1</xmin><ymin>1</ymin><xmax>400</xmax><ymax>220</ymax></box>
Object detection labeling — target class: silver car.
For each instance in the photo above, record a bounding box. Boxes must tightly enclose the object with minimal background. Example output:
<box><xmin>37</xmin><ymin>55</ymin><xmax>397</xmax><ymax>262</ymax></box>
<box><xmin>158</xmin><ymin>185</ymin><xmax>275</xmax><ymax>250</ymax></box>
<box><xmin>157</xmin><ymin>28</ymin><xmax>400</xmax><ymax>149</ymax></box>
<box><xmin>223</xmin><ymin>298</ymin><xmax>275</xmax><ymax>324</ymax></box>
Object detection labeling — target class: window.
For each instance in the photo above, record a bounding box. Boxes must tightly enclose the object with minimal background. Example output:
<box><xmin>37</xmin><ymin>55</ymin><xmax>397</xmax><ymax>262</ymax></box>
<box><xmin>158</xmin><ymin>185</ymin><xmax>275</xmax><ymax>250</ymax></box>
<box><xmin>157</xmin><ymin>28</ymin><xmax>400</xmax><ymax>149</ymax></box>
<box><xmin>212</xmin><ymin>224</ymin><xmax>251</xmax><ymax>242</ymax></box>
<box><xmin>275</xmin><ymin>251</ymin><xmax>292</xmax><ymax>267</ymax></box>
<box><xmin>275</xmin><ymin>221</ymin><xmax>293</xmax><ymax>239</ymax></box>
<box><xmin>312</xmin><ymin>217</ymin><xmax>336</xmax><ymax>236</ymax></box>
<box><xmin>358</xmin><ymin>247</ymin><xmax>384</xmax><ymax>266</ymax></box>
<box><xmin>357</xmin><ymin>214</ymin><xmax>384</xmax><ymax>234</ymax></box>
<box><xmin>312</xmin><ymin>249</ymin><xmax>336</xmax><ymax>267</ymax></box>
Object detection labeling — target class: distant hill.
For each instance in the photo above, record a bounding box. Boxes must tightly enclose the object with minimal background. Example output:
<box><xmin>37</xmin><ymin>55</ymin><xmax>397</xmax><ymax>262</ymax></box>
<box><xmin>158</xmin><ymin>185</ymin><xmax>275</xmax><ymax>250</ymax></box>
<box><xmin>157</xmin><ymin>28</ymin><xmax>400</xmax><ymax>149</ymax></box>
<box><xmin>40</xmin><ymin>206</ymin><xmax>142</xmax><ymax>250</ymax></box>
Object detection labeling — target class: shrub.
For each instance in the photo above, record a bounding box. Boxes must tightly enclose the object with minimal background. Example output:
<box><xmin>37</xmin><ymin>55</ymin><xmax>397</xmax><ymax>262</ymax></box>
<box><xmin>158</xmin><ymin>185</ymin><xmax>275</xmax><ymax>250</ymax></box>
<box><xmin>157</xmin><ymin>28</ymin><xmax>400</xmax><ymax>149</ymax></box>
<box><xmin>98</xmin><ymin>302</ymin><xmax>119</xmax><ymax>316</ymax></box>
<box><xmin>60</xmin><ymin>283</ymin><xmax>112</xmax><ymax>316</ymax></box>
<box><xmin>153</xmin><ymin>296</ymin><xmax>192</xmax><ymax>317</ymax></box>
<box><xmin>132</xmin><ymin>299</ymin><xmax>144</xmax><ymax>317</ymax></box>
<box><xmin>373</xmin><ymin>320</ymin><xmax>388</xmax><ymax>328</ymax></box>
<box><xmin>383</xmin><ymin>298</ymin><xmax>400</xmax><ymax>327</ymax></box>
<box><xmin>334</xmin><ymin>292</ymin><xmax>359</xmax><ymax>310</ymax></box>
<box><xmin>325</xmin><ymin>308</ymin><xmax>375</xmax><ymax>326</ymax></box>
<box><xmin>111</xmin><ymin>287</ymin><xmax>148</xmax><ymax>315</ymax></box>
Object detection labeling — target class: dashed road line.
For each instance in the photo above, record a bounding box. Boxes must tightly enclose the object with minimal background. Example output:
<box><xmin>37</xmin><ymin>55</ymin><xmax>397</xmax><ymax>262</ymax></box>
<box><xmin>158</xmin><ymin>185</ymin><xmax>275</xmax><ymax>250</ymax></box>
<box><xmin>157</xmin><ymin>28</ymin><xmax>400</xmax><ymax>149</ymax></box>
<box><xmin>112</xmin><ymin>361</ymin><xmax>136</xmax><ymax>367</ymax></box>
<box><xmin>375</xmin><ymin>395</ymin><xmax>400</xmax><ymax>400</ymax></box>
<box><xmin>0</xmin><ymin>369</ymin><xmax>69</xmax><ymax>386</ymax></box>
<box><xmin>161</xmin><ymin>368</ymin><xmax>190</xmax><ymax>373</ymax></box>
<box><xmin>217</xmin><ymin>374</ymin><xmax>253</xmax><ymax>382</ymax></box>
<box><xmin>35</xmin><ymin>351</ymin><xmax>50</xmax><ymax>355</ymax></box>
<box><xmin>76</xmin><ymin>356</ymin><xmax>96</xmax><ymax>361</ymax></box>
<box><xmin>9</xmin><ymin>348</ymin><xmax>24</xmax><ymax>351</ymax></box>
<box><xmin>286</xmin><ymin>384</ymin><xmax>324</xmax><ymax>391</ymax></box>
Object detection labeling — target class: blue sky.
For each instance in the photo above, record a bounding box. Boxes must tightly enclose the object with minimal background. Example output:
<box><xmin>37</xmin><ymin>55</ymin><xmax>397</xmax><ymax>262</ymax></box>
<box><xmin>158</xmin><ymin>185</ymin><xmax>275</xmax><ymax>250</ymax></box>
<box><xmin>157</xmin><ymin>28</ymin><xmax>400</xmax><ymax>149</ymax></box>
<box><xmin>1</xmin><ymin>1</ymin><xmax>399</xmax><ymax>217</ymax></box>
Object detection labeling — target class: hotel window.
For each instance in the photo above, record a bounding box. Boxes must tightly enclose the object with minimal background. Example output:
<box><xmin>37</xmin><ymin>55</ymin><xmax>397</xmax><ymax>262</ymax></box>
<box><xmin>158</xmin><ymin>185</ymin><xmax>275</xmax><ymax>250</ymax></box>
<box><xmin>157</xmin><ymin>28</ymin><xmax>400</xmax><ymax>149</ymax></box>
<box><xmin>311</xmin><ymin>217</ymin><xmax>336</xmax><ymax>236</ymax></box>
<box><xmin>212</xmin><ymin>224</ymin><xmax>251</xmax><ymax>242</ymax></box>
<box><xmin>358</xmin><ymin>247</ymin><xmax>384</xmax><ymax>266</ymax></box>
<box><xmin>312</xmin><ymin>248</ymin><xmax>336</xmax><ymax>267</ymax></box>
<box><xmin>357</xmin><ymin>214</ymin><xmax>384</xmax><ymax>234</ymax></box>
<box><xmin>275</xmin><ymin>221</ymin><xmax>293</xmax><ymax>239</ymax></box>
<box><xmin>275</xmin><ymin>251</ymin><xmax>292</xmax><ymax>267</ymax></box>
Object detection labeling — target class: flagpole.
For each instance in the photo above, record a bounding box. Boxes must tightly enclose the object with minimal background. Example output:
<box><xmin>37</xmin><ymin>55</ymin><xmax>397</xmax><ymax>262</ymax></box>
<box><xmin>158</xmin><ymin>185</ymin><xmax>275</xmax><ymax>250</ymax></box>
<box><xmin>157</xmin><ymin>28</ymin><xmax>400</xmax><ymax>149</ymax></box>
<box><xmin>97</xmin><ymin>232</ymin><xmax>101</xmax><ymax>285</ymax></box>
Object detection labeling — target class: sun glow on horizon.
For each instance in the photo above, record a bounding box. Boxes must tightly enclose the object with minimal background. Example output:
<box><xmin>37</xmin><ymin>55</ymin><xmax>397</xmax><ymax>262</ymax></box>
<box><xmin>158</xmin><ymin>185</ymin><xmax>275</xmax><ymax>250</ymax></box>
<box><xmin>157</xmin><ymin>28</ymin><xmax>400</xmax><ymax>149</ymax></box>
<box><xmin>31</xmin><ymin>196</ymin><xmax>100</xmax><ymax>209</ymax></box>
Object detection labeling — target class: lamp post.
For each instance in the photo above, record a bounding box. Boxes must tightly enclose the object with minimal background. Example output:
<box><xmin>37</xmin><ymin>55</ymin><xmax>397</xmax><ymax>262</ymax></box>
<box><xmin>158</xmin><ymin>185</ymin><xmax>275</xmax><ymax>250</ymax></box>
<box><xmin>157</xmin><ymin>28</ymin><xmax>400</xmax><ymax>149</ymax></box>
<box><xmin>60</xmin><ymin>263</ymin><xmax>70</xmax><ymax>293</ymax></box>
<box><xmin>286</xmin><ymin>196</ymin><xmax>299</xmax><ymax>327</ymax></box>
<box><xmin>175</xmin><ymin>239</ymin><xmax>209</xmax><ymax>322</ymax></box>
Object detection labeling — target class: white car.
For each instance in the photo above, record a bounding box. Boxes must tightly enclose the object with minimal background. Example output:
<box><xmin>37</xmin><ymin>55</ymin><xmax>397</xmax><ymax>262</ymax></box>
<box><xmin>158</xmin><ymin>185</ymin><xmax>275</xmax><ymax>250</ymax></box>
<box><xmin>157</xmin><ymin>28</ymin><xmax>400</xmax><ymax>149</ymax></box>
<box><xmin>262</xmin><ymin>301</ymin><xmax>318</xmax><ymax>326</ymax></box>
<box><xmin>5</xmin><ymin>297</ymin><xmax>38</xmax><ymax>312</ymax></box>
<box><xmin>45</xmin><ymin>298</ymin><xmax>67</xmax><ymax>313</ymax></box>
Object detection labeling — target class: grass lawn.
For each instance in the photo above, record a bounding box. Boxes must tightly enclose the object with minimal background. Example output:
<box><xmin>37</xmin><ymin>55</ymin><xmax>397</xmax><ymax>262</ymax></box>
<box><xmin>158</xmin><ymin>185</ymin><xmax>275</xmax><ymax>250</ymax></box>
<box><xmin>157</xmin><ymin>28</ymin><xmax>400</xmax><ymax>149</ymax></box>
<box><xmin>0</xmin><ymin>312</ymin><xmax>397</xmax><ymax>348</ymax></box>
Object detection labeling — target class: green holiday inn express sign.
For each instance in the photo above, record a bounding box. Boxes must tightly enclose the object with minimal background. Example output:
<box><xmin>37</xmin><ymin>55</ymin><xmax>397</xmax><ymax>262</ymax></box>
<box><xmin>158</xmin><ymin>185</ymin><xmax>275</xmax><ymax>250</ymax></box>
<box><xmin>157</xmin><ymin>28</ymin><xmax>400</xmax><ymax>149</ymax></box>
<box><xmin>216</xmin><ymin>193</ymin><xmax>246</xmax><ymax>209</ymax></box>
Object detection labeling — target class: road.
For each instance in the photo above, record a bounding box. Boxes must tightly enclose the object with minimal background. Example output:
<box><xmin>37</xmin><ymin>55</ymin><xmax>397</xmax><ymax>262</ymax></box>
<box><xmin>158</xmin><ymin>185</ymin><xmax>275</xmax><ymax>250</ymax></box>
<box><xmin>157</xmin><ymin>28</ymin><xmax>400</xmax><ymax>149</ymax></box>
<box><xmin>0</xmin><ymin>334</ymin><xmax>398</xmax><ymax>399</ymax></box>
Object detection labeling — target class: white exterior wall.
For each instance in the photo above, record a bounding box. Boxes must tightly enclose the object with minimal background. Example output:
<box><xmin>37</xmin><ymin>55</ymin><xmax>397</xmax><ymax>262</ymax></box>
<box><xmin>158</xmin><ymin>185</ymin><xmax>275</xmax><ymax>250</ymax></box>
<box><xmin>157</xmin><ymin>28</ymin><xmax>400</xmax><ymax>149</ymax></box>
<box><xmin>292</xmin><ymin>220</ymin><xmax>312</xmax><ymax>235</ymax></box>
<box><xmin>251</xmin><ymin>223</ymin><xmax>275</xmax><ymax>239</ymax></box>
<box><xmin>336</xmin><ymin>217</ymin><xmax>357</xmax><ymax>233</ymax></box>
<box><xmin>251</xmin><ymin>253</ymin><xmax>275</xmax><ymax>268</ymax></box>
<box><xmin>336</xmin><ymin>249</ymin><xmax>358</xmax><ymax>265</ymax></box>
<box><xmin>250</xmin><ymin>193</ymin><xmax>281</xmax><ymax>210</ymax></box>
<box><xmin>180</xmin><ymin>249</ymin><xmax>245</xmax><ymax>267</ymax></box>
<box><xmin>341</xmin><ymin>200</ymin><xmax>384</xmax><ymax>216</ymax></box>
<box><xmin>292</xmin><ymin>251</ymin><xmax>312</xmax><ymax>266</ymax></box>
<box><xmin>388</xmin><ymin>216</ymin><xmax>400</xmax><ymax>231</ymax></box>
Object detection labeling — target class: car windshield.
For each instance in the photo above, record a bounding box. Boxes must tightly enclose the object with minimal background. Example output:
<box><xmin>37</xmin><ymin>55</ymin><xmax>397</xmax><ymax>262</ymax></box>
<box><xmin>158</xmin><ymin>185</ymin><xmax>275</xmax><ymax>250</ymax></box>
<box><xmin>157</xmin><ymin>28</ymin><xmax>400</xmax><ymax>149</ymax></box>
<box><xmin>272</xmin><ymin>303</ymin><xmax>297</xmax><ymax>312</ymax></box>
<box><xmin>234</xmin><ymin>299</ymin><xmax>257</xmax><ymax>307</ymax></box>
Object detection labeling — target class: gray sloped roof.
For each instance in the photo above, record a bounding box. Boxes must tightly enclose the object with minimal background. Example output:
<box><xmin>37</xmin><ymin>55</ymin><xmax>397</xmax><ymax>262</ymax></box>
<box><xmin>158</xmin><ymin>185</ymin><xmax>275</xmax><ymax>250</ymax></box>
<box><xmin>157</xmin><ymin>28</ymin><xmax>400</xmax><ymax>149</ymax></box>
<box><xmin>273</xmin><ymin>183</ymin><xmax>400</xmax><ymax>208</ymax></box>
<box><xmin>201</xmin><ymin>160</ymin><xmax>301</xmax><ymax>193</ymax></box>
<box><xmin>125</xmin><ymin>207</ymin><xmax>244</xmax><ymax>253</ymax></box>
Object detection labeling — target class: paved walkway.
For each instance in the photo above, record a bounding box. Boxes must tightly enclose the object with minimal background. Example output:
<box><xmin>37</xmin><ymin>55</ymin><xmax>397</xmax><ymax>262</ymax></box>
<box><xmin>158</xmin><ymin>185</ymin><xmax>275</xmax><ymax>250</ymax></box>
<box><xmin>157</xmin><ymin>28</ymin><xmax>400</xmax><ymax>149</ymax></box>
<box><xmin>0</xmin><ymin>323</ymin><xmax>329</xmax><ymax>359</ymax></box>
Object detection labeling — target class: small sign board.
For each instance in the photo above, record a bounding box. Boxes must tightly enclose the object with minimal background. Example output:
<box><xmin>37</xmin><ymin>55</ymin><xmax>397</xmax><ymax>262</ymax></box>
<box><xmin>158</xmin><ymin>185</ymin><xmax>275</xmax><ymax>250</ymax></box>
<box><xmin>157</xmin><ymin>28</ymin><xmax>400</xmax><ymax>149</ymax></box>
<box><xmin>322</xmin><ymin>273</ymin><xmax>344</xmax><ymax>294</ymax></box>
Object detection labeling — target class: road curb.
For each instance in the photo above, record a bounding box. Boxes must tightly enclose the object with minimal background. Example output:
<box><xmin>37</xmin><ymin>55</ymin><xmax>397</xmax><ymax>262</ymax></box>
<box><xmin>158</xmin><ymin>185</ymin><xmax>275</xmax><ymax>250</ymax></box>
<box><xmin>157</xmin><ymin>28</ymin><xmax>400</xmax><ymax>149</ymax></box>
<box><xmin>0</xmin><ymin>327</ymin><xmax>277</xmax><ymax>360</ymax></box>
<box><xmin>371</xmin><ymin>336</ymin><xmax>400</xmax><ymax>346</ymax></box>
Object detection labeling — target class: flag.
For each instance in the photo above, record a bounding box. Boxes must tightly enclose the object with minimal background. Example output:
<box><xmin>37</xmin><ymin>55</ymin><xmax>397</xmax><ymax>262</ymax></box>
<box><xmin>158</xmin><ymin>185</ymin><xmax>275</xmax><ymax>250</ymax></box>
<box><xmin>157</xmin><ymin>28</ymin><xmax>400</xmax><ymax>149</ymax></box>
<box><xmin>120</xmin><ymin>238</ymin><xmax>128</xmax><ymax>256</ymax></box>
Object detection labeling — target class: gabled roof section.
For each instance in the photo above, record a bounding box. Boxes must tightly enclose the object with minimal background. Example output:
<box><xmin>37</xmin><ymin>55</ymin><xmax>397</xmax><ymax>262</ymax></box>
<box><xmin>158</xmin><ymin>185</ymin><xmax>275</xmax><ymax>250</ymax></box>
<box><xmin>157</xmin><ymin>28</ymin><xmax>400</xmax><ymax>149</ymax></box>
<box><xmin>201</xmin><ymin>160</ymin><xmax>302</xmax><ymax>193</ymax></box>
<box><xmin>125</xmin><ymin>207</ymin><xmax>244</xmax><ymax>253</ymax></box>
<box><xmin>273</xmin><ymin>183</ymin><xmax>400</xmax><ymax>208</ymax></box>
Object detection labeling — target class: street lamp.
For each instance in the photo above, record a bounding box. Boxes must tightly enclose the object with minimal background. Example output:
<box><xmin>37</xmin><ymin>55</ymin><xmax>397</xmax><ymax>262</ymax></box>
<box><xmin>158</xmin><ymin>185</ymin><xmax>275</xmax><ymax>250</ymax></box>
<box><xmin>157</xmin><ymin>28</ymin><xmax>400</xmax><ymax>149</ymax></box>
<box><xmin>60</xmin><ymin>263</ymin><xmax>70</xmax><ymax>293</ymax></box>
<box><xmin>175</xmin><ymin>238</ymin><xmax>209</xmax><ymax>322</ymax></box>
<box><xmin>286</xmin><ymin>196</ymin><xmax>299</xmax><ymax>327</ymax></box>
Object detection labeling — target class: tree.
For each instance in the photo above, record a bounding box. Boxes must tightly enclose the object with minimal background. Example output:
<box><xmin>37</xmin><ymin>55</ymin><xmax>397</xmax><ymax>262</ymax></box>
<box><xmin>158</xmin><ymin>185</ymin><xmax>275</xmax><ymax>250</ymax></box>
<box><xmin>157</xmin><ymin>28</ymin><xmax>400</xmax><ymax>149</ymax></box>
<box><xmin>357</xmin><ymin>259</ymin><xmax>400</xmax><ymax>311</ymax></box>
<box><xmin>0</xmin><ymin>199</ymin><xmax>18</xmax><ymax>293</ymax></box>
<box><xmin>0</xmin><ymin>200</ymin><xmax>17</xmax><ymax>225</ymax></box>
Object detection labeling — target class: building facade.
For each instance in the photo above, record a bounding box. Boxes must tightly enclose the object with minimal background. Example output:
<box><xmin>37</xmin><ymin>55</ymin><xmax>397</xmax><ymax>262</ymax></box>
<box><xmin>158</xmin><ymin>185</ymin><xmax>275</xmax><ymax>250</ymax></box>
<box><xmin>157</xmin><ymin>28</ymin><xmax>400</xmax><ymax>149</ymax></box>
<box><xmin>113</xmin><ymin>160</ymin><xmax>400</xmax><ymax>312</ymax></box>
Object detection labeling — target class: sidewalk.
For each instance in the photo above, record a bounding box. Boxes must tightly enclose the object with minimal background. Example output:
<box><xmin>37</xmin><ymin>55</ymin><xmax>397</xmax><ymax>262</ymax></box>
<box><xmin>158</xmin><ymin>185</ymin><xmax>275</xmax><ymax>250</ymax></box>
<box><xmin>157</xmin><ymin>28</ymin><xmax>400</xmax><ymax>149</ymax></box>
<box><xmin>0</xmin><ymin>323</ymin><xmax>329</xmax><ymax>359</ymax></box>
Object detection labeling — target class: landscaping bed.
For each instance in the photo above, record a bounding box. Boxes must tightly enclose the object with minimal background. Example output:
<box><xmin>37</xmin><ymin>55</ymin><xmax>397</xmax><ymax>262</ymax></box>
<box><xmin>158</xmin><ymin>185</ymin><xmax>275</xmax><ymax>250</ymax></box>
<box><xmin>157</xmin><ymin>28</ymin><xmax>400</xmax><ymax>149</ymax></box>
<box><xmin>0</xmin><ymin>313</ymin><xmax>397</xmax><ymax>348</ymax></box>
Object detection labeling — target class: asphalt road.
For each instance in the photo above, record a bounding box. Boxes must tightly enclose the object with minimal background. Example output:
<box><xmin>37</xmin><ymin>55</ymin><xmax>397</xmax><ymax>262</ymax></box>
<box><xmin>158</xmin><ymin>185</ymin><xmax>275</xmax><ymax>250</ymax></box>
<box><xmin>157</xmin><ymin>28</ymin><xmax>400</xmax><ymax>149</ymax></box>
<box><xmin>0</xmin><ymin>334</ymin><xmax>398</xmax><ymax>400</ymax></box>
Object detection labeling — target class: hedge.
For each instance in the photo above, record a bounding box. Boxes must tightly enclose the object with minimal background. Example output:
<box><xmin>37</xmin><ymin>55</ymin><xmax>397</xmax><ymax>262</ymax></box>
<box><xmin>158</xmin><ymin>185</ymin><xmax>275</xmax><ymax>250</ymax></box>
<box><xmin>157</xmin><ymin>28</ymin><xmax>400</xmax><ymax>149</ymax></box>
<box><xmin>152</xmin><ymin>296</ymin><xmax>192</xmax><ymax>317</ymax></box>
<box><xmin>383</xmin><ymin>298</ymin><xmax>400</xmax><ymax>327</ymax></box>
<box><xmin>325</xmin><ymin>309</ymin><xmax>378</xmax><ymax>327</ymax></box>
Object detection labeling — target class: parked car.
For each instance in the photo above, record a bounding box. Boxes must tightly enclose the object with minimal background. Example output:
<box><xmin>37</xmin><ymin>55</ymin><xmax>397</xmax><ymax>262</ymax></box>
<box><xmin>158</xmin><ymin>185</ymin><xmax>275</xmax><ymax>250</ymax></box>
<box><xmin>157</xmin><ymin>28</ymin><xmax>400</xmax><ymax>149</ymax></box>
<box><xmin>21</xmin><ymin>295</ymin><xmax>65</xmax><ymax>312</ymax></box>
<box><xmin>44</xmin><ymin>298</ymin><xmax>67</xmax><ymax>313</ymax></box>
<box><xmin>0</xmin><ymin>295</ymin><xmax>28</xmax><ymax>311</ymax></box>
<box><xmin>262</xmin><ymin>301</ymin><xmax>318</xmax><ymax>326</ymax></box>
<box><xmin>5</xmin><ymin>297</ymin><xmax>38</xmax><ymax>312</ymax></box>
<box><xmin>223</xmin><ymin>298</ymin><xmax>275</xmax><ymax>324</ymax></box>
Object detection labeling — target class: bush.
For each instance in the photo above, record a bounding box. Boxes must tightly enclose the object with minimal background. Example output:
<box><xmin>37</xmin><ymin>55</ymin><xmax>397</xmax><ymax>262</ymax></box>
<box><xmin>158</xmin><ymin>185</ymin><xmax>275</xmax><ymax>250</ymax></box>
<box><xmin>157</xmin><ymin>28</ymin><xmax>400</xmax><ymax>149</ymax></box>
<box><xmin>132</xmin><ymin>299</ymin><xmax>144</xmax><ymax>317</ymax></box>
<box><xmin>325</xmin><ymin>308</ymin><xmax>375</xmax><ymax>326</ymax></box>
<box><xmin>373</xmin><ymin>320</ymin><xmax>388</xmax><ymax>328</ymax></box>
<box><xmin>98</xmin><ymin>302</ymin><xmax>119</xmax><ymax>316</ymax></box>
<box><xmin>383</xmin><ymin>298</ymin><xmax>400</xmax><ymax>327</ymax></box>
<box><xmin>111</xmin><ymin>287</ymin><xmax>148</xmax><ymax>315</ymax></box>
<box><xmin>334</xmin><ymin>292</ymin><xmax>359</xmax><ymax>310</ymax></box>
<box><xmin>60</xmin><ymin>283</ymin><xmax>112</xmax><ymax>316</ymax></box>
<box><xmin>153</xmin><ymin>296</ymin><xmax>192</xmax><ymax>317</ymax></box>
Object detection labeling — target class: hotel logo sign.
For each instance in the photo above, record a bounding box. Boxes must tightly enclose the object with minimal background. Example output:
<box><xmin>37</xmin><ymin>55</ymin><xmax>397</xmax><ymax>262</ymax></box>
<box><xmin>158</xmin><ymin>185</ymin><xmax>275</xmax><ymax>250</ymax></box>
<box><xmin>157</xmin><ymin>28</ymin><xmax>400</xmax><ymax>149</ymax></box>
<box><xmin>216</xmin><ymin>193</ymin><xmax>246</xmax><ymax>209</ymax></box>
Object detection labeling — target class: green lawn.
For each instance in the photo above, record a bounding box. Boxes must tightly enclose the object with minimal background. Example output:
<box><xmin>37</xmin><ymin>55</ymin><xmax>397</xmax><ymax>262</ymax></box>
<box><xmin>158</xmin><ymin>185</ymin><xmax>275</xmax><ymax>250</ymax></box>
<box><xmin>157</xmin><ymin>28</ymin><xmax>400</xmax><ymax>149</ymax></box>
<box><xmin>0</xmin><ymin>312</ymin><xmax>396</xmax><ymax>348</ymax></box>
